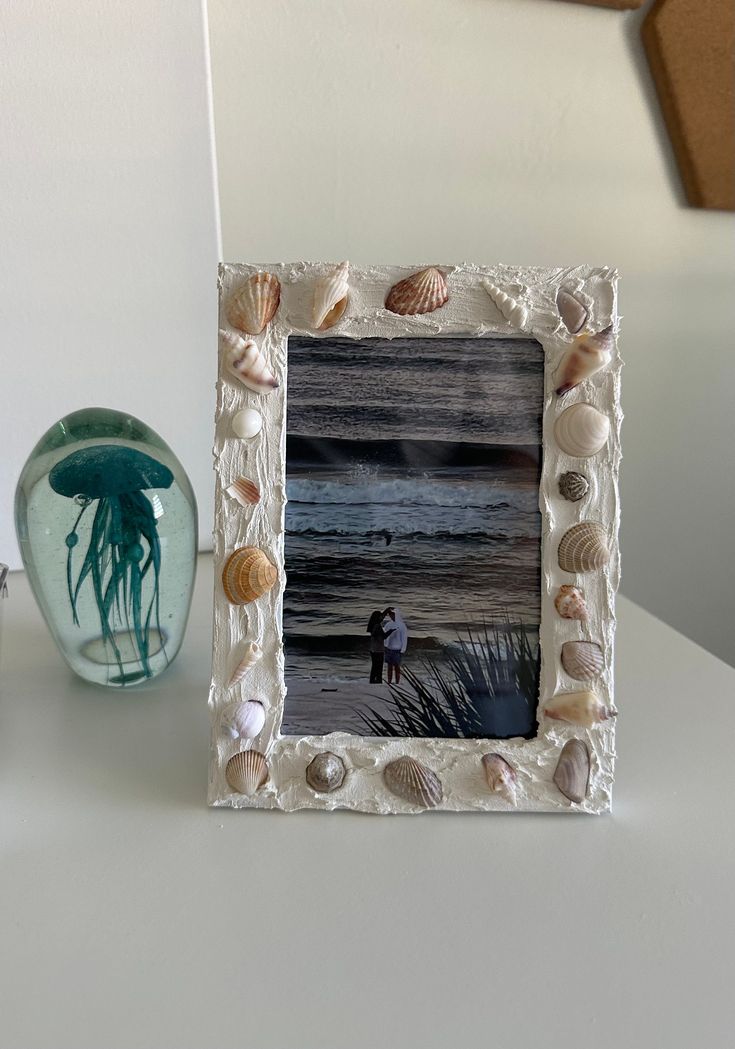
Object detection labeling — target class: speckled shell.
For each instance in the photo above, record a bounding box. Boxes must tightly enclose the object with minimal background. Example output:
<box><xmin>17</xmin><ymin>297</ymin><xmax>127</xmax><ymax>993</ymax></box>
<box><xmin>220</xmin><ymin>700</ymin><xmax>266</xmax><ymax>740</ymax></box>
<box><xmin>226</xmin><ymin>272</ymin><xmax>281</xmax><ymax>335</ymax></box>
<box><xmin>554</xmin><ymin>584</ymin><xmax>589</xmax><ymax>621</ymax></box>
<box><xmin>383</xmin><ymin>756</ymin><xmax>443</xmax><ymax>808</ymax></box>
<box><xmin>558</xmin><ymin>522</ymin><xmax>610</xmax><ymax>573</ymax></box>
<box><xmin>561</xmin><ymin>640</ymin><xmax>604</xmax><ymax>681</ymax></box>
<box><xmin>306</xmin><ymin>752</ymin><xmax>346</xmax><ymax>793</ymax></box>
<box><xmin>483</xmin><ymin>281</ymin><xmax>529</xmax><ymax>330</ymax></box>
<box><xmin>313</xmin><ymin>261</ymin><xmax>349</xmax><ymax>330</ymax></box>
<box><xmin>231</xmin><ymin>408</ymin><xmax>262</xmax><ymax>439</ymax></box>
<box><xmin>222</xmin><ymin>547</ymin><xmax>277</xmax><ymax>604</ymax></box>
<box><xmin>545</xmin><ymin>691</ymin><xmax>611</xmax><ymax>728</ymax></box>
<box><xmin>556</xmin><ymin>287</ymin><xmax>589</xmax><ymax>334</ymax></box>
<box><xmin>385</xmin><ymin>267</ymin><xmax>448</xmax><ymax>316</ymax></box>
<box><xmin>558</xmin><ymin>471</ymin><xmax>589</xmax><ymax>502</ymax></box>
<box><xmin>220</xmin><ymin>330</ymin><xmax>279</xmax><ymax>394</ymax></box>
<box><xmin>481</xmin><ymin>753</ymin><xmax>517</xmax><ymax>805</ymax></box>
<box><xmin>226</xmin><ymin>476</ymin><xmax>260</xmax><ymax>507</ymax></box>
<box><xmin>225</xmin><ymin>750</ymin><xmax>269</xmax><ymax>795</ymax></box>
<box><xmin>553</xmin><ymin>739</ymin><xmax>590</xmax><ymax>804</ymax></box>
<box><xmin>555</xmin><ymin>327</ymin><xmax>613</xmax><ymax>396</ymax></box>
<box><xmin>228</xmin><ymin>641</ymin><xmax>263</xmax><ymax>686</ymax></box>
<box><xmin>554</xmin><ymin>402</ymin><xmax>610</xmax><ymax>458</ymax></box>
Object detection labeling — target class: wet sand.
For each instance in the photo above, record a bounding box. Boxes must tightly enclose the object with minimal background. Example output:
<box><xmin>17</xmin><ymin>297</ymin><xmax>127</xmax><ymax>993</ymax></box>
<box><xmin>282</xmin><ymin>678</ymin><xmax>398</xmax><ymax>736</ymax></box>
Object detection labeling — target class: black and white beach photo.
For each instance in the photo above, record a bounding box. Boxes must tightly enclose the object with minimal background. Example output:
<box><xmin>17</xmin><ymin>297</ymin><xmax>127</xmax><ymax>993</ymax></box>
<box><xmin>282</xmin><ymin>335</ymin><xmax>543</xmax><ymax>739</ymax></box>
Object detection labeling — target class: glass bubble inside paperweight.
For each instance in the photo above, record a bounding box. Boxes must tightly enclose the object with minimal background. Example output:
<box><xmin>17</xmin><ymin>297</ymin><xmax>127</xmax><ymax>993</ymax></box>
<box><xmin>15</xmin><ymin>408</ymin><xmax>197</xmax><ymax>687</ymax></box>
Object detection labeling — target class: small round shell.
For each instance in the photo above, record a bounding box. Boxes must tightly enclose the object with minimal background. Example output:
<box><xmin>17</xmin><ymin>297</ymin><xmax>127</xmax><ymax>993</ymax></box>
<box><xmin>553</xmin><ymin>739</ymin><xmax>590</xmax><ymax>804</ymax></box>
<box><xmin>222</xmin><ymin>547</ymin><xmax>277</xmax><ymax>604</ymax></box>
<box><xmin>558</xmin><ymin>522</ymin><xmax>610</xmax><ymax>573</ymax></box>
<box><xmin>385</xmin><ymin>267</ymin><xmax>448</xmax><ymax>316</ymax></box>
<box><xmin>383</xmin><ymin>756</ymin><xmax>443</xmax><ymax>808</ymax></box>
<box><xmin>554</xmin><ymin>584</ymin><xmax>588</xmax><ymax>621</ymax></box>
<box><xmin>306</xmin><ymin>752</ymin><xmax>346</xmax><ymax>793</ymax></box>
<box><xmin>225</xmin><ymin>750</ymin><xmax>269</xmax><ymax>795</ymax></box>
<box><xmin>226</xmin><ymin>272</ymin><xmax>281</xmax><ymax>335</ymax></box>
<box><xmin>220</xmin><ymin>700</ymin><xmax>266</xmax><ymax>740</ymax></box>
<box><xmin>544</xmin><ymin>691</ymin><xmax>612</xmax><ymax>728</ymax></box>
<box><xmin>482</xmin><ymin>753</ymin><xmax>517</xmax><ymax>805</ymax></box>
<box><xmin>228</xmin><ymin>641</ymin><xmax>263</xmax><ymax>686</ymax></box>
<box><xmin>313</xmin><ymin>261</ymin><xmax>349</xmax><ymax>330</ymax></box>
<box><xmin>561</xmin><ymin>640</ymin><xmax>604</xmax><ymax>680</ymax></box>
<box><xmin>231</xmin><ymin>408</ymin><xmax>262</xmax><ymax>440</ymax></box>
<box><xmin>554</xmin><ymin>403</ymin><xmax>610</xmax><ymax>458</ymax></box>
<box><xmin>558</xmin><ymin>471</ymin><xmax>589</xmax><ymax>502</ymax></box>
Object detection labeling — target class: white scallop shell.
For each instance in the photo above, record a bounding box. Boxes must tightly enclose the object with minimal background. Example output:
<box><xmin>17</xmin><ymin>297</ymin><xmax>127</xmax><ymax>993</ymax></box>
<box><xmin>231</xmin><ymin>408</ymin><xmax>262</xmax><ymax>439</ymax></box>
<box><xmin>561</xmin><ymin>640</ymin><xmax>604</xmax><ymax>680</ymax></box>
<box><xmin>483</xmin><ymin>281</ymin><xmax>529</xmax><ymax>330</ymax></box>
<box><xmin>220</xmin><ymin>700</ymin><xmax>266</xmax><ymax>740</ymax></box>
<box><xmin>220</xmin><ymin>330</ymin><xmax>279</xmax><ymax>395</ymax></box>
<box><xmin>554</xmin><ymin>403</ymin><xmax>610</xmax><ymax>458</ymax></box>
<box><xmin>228</xmin><ymin>641</ymin><xmax>263</xmax><ymax>686</ymax></box>
<box><xmin>313</xmin><ymin>261</ymin><xmax>349</xmax><ymax>330</ymax></box>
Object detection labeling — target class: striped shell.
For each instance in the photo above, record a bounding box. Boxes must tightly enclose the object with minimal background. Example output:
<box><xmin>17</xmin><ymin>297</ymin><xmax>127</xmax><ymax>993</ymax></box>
<box><xmin>226</xmin><ymin>272</ymin><xmax>281</xmax><ymax>335</ymax></box>
<box><xmin>554</xmin><ymin>584</ymin><xmax>588</xmax><ymax>621</ymax></box>
<box><xmin>306</xmin><ymin>752</ymin><xmax>346</xmax><ymax>793</ymax></box>
<box><xmin>228</xmin><ymin>641</ymin><xmax>263</xmax><ymax>686</ymax></box>
<box><xmin>482</xmin><ymin>753</ymin><xmax>517</xmax><ymax>805</ymax></box>
<box><xmin>313</xmin><ymin>261</ymin><xmax>349</xmax><ymax>330</ymax></box>
<box><xmin>555</xmin><ymin>327</ymin><xmax>613</xmax><ymax>397</ymax></box>
<box><xmin>554</xmin><ymin>403</ymin><xmax>610</xmax><ymax>458</ymax></box>
<box><xmin>220</xmin><ymin>700</ymin><xmax>266</xmax><ymax>740</ymax></box>
<box><xmin>558</xmin><ymin>522</ymin><xmax>610</xmax><ymax>573</ymax></box>
<box><xmin>553</xmin><ymin>739</ymin><xmax>590</xmax><ymax>804</ymax></box>
<box><xmin>385</xmin><ymin>267</ymin><xmax>448</xmax><ymax>316</ymax></box>
<box><xmin>226</xmin><ymin>476</ymin><xmax>260</xmax><ymax>507</ymax></box>
<box><xmin>222</xmin><ymin>547</ymin><xmax>277</xmax><ymax>604</ymax></box>
<box><xmin>558</xmin><ymin>471</ymin><xmax>589</xmax><ymax>502</ymax></box>
<box><xmin>220</xmin><ymin>330</ymin><xmax>279</xmax><ymax>394</ymax></box>
<box><xmin>544</xmin><ymin>691</ymin><xmax>611</xmax><ymax>728</ymax></box>
<box><xmin>484</xmin><ymin>281</ymin><xmax>529</xmax><ymax>330</ymax></box>
<box><xmin>231</xmin><ymin>408</ymin><xmax>262</xmax><ymax>440</ymax></box>
<box><xmin>225</xmin><ymin>750</ymin><xmax>268</xmax><ymax>795</ymax></box>
<box><xmin>556</xmin><ymin>287</ymin><xmax>589</xmax><ymax>334</ymax></box>
<box><xmin>383</xmin><ymin>756</ymin><xmax>443</xmax><ymax>808</ymax></box>
<box><xmin>561</xmin><ymin>640</ymin><xmax>604</xmax><ymax>680</ymax></box>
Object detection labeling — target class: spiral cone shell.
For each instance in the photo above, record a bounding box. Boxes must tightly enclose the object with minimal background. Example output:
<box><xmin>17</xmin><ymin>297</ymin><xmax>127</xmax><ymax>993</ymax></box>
<box><xmin>313</xmin><ymin>261</ymin><xmax>349</xmax><ymax>330</ymax></box>
<box><xmin>220</xmin><ymin>700</ymin><xmax>266</xmax><ymax>740</ymax></box>
<box><xmin>383</xmin><ymin>756</ymin><xmax>443</xmax><ymax>808</ymax></box>
<box><xmin>222</xmin><ymin>547</ymin><xmax>277</xmax><ymax>604</ymax></box>
<box><xmin>484</xmin><ymin>281</ymin><xmax>529</xmax><ymax>330</ymax></box>
<box><xmin>228</xmin><ymin>641</ymin><xmax>263</xmax><ymax>686</ymax></box>
<box><xmin>553</xmin><ymin>739</ymin><xmax>590</xmax><ymax>804</ymax></box>
<box><xmin>225</xmin><ymin>750</ymin><xmax>268</xmax><ymax>795</ymax></box>
<box><xmin>385</xmin><ymin>267</ymin><xmax>448</xmax><ymax>316</ymax></box>
<box><xmin>226</xmin><ymin>272</ymin><xmax>281</xmax><ymax>335</ymax></box>
<box><xmin>561</xmin><ymin>641</ymin><xmax>604</xmax><ymax>681</ymax></box>
<box><xmin>558</xmin><ymin>522</ymin><xmax>610</xmax><ymax>573</ymax></box>
<box><xmin>555</xmin><ymin>327</ymin><xmax>613</xmax><ymax>396</ymax></box>
<box><xmin>220</xmin><ymin>330</ymin><xmax>279</xmax><ymax>395</ymax></box>
<box><xmin>482</xmin><ymin>753</ymin><xmax>517</xmax><ymax>805</ymax></box>
<box><xmin>544</xmin><ymin>691</ymin><xmax>611</xmax><ymax>728</ymax></box>
<box><xmin>554</xmin><ymin>585</ymin><xmax>588</xmax><ymax>621</ymax></box>
<box><xmin>556</xmin><ymin>287</ymin><xmax>589</xmax><ymax>334</ymax></box>
<box><xmin>226</xmin><ymin>476</ymin><xmax>260</xmax><ymax>507</ymax></box>
<box><xmin>554</xmin><ymin>403</ymin><xmax>610</xmax><ymax>458</ymax></box>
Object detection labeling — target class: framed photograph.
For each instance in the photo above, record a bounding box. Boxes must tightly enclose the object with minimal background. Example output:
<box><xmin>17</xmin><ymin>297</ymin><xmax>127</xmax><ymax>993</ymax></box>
<box><xmin>208</xmin><ymin>263</ymin><xmax>621</xmax><ymax>814</ymax></box>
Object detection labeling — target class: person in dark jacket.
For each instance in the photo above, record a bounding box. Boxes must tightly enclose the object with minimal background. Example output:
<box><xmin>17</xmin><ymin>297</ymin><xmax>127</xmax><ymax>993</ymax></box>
<box><xmin>366</xmin><ymin>609</ymin><xmax>395</xmax><ymax>683</ymax></box>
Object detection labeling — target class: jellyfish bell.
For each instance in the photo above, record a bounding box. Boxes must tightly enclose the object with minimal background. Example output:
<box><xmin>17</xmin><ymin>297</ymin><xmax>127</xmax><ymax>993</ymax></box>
<box><xmin>48</xmin><ymin>446</ymin><xmax>174</xmax><ymax>500</ymax></box>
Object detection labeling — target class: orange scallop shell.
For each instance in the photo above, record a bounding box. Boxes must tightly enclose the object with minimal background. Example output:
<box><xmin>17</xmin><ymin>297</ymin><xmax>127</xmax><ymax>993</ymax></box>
<box><xmin>222</xmin><ymin>547</ymin><xmax>277</xmax><ymax>604</ymax></box>
<box><xmin>385</xmin><ymin>267</ymin><xmax>448</xmax><ymax>316</ymax></box>
<box><xmin>226</xmin><ymin>272</ymin><xmax>281</xmax><ymax>335</ymax></box>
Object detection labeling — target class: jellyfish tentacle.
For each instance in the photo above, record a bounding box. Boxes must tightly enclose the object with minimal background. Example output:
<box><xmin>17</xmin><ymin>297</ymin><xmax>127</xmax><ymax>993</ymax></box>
<box><xmin>65</xmin><ymin>502</ymin><xmax>90</xmax><ymax>624</ymax></box>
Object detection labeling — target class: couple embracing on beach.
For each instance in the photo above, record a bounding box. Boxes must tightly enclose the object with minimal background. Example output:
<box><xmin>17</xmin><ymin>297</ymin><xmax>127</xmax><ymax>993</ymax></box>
<box><xmin>366</xmin><ymin>607</ymin><xmax>408</xmax><ymax>685</ymax></box>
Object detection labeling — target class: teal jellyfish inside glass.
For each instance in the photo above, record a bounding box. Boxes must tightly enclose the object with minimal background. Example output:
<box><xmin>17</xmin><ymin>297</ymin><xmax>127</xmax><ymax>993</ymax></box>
<box><xmin>15</xmin><ymin>408</ymin><xmax>197</xmax><ymax>687</ymax></box>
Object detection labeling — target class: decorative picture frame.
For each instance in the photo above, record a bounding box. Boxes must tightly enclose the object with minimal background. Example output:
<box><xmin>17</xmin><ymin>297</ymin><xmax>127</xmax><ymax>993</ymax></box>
<box><xmin>208</xmin><ymin>263</ymin><xmax>621</xmax><ymax>814</ymax></box>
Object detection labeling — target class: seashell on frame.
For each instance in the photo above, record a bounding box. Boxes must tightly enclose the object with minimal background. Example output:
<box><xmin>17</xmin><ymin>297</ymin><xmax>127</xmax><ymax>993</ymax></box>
<box><xmin>554</xmin><ymin>402</ymin><xmax>610</xmax><ymax>458</ymax></box>
<box><xmin>231</xmin><ymin>408</ymin><xmax>262</xmax><ymax>440</ymax></box>
<box><xmin>385</xmin><ymin>267</ymin><xmax>448</xmax><ymax>316</ymax></box>
<box><xmin>306</xmin><ymin>752</ymin><xmax>346</xmax><ymax>793</ymax></box>
<box><xmin>383</xmin><ymin>756</ymin><xmax>443</xmax><ymax>808</ymax></box>
<box><xmin>561</xmin><ymin>640</ymin><xmax>604</xmax><ymax>680</ymax></box>
<box><xmin>554</xmin><ymin>326</ymin><xmax>613</xmax><ymax>397</ymax></box>
<box><xmin>553</xmin><ymin>739</ymin><xmax>590</xmax><ymax>804</ymax></box>
<box><xmin>558</xmin><ymin>522</ymin><xmax>610</xmax><ymax>573</ymax></box>
<box><xmin>222</xmin><ymin>546</ymin><xmax>278</xmax><ymax>605</ymax></box>
<box><xmin>226</xmin><ymin>476</ymin><xmax>260</xmax><ymax>507</ymax></box>
<box><xmin>228</xmin><ymin>641</ymin><xmax>263</xmax><ymax>686</ymax></box>
<box><xmin>313</xmin><ymin>261</ymin><xmax>349</xmax><ymax>330</ymax></box>
<box><xmin>225</xmin><ymin>750</ymin><xmax>269</xmax><ymax>796</ymax></box>
<box><xmin>220</xmin><ymin>330</ymin><xmax>279</xmax><ymax>395</ymax></box>
<box><xmin>554</xmin><ymin>584</ymin><xmax>588</xmax><ymax>621</ymax></box>
<box><xmin>558</xmin><ymin>471</ymin><xmax>589</xmax><ymax>502</ymax></box>
<box><xmin>226</xmin><ymin>272</ymin><xmax>281</xmax><ymax>335</ymax></box>
<box><xmin>483</xmin><ymin>281</ymin><xmax>529</xmax><ymax>330</ymax></box>
<box><xmin>556</xmin><ymin>287</ymin><xmax>589</xmax><ymax>334</ymax></box>
<box><xmin>544</xmin><ymin>691</ymin><xmax>612</xmax><ymax>728</ymax></box>
<box><xmin>482</xmin><ymin>753</ymin><xmax>517</xmax><ymax>805</ymax></box>
<box><xmin>220</xmin><ymin>700</ymin><xmax>266</xmax><ymax>740</ymax></box>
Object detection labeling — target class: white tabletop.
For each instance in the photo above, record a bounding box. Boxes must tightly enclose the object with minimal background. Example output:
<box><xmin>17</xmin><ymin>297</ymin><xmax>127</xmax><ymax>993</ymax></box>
<box><xmin>1</xmin><ymin>555</ymin><xmax>732</xmax><ymax>1049</ymax></box>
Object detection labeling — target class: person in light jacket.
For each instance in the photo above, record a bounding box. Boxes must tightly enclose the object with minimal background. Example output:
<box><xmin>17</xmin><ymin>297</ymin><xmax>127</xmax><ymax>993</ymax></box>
<box><xmin>382</xmin><ymin>606</ymin><xmax>408</xmax><ymax>685</ymax></box>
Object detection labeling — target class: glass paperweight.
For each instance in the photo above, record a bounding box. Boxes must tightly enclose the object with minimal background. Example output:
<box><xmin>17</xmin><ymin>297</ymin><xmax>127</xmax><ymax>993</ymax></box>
<box><xmin>15</xmin><ymin>408</ymin><xmax>197</xmax><ymax>687</ymax></box>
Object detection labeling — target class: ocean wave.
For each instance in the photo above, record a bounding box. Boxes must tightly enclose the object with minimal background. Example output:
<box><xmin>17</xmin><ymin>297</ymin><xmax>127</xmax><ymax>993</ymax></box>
<box><xmin>286</xmin><ymin>475</ymin><xmax>536</xmax><ymax>510</ymax></box>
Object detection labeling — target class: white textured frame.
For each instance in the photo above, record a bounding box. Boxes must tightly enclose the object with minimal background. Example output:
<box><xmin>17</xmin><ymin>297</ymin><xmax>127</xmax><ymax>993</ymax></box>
<box><xmin>209</xmin><ymin>263</ymin><xmax>621</xmax><ymax>814</ymax></box>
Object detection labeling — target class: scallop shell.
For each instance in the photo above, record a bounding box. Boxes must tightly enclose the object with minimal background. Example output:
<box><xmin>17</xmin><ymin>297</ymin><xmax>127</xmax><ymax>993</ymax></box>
<box><xmin>225</xmin><ymin>750</ymin><xmax>268</xmax><ymax>795</ymax></box>
<box><xmin>553</xmin><ymin>739</ymin><xmax>590</xmax><ymax>804</ymax></box>
<box><xmin>481</xmin><ymin>753</ymin><xmax>517</xmax><ymax>805</ymax></box>
<box><xmin>554</xmin><ymin>584</ymin><xmax>588</xmax><ymax>621</ymax></box>
<box><xmin>484</xmin><ymin>281</ymin><xmax>529</xmax><ymax>330</ymax></box>
<box><xmin>558</xmin><ymin>471</ymin><xmax>589</xmax><ymax>502</ymax></box>
<box><xmin>556</xmin><ymin>287</ymin><xmax>589</xmax><ymax>334</ymax></box>
<box><xmin>544</xmin><ymin>691</ymin><xmax>612</xmax><ymax>728</ymax></box>
<box><xmin>220</xmin><ymin>700</ymin><xmax>266</xmax><ymax>740</ymax></box>
<box><xmin>383</xmin><ymin>756</ymin><xmax>443</xmax><ymax>808</ymax></box>
<box><xmin>555</xmin><ymin>327</ymin><xmax>613</xmax><ymax>397</ymax></box>
<box><xmin>231</xmin><ymin>408</ymin><xmax>262</xmax><ymax>439</ymax></box>
<box><xmin>222</xmin><ymin>547</ymin><xmax>277</xmax><ymax>604</ymax></box>
<box><xmin>226</xmin><ymin>477</ymin><xmax>260</xmax><ymax>507</ymax></box>
<box><xmin>385</xmin><ymin>267</ymin><xmax>448</xmax><ymax>316</ymax></box>
<box><xmin>554</xmin><ymin>403</ymin><xmax>610</xmax><ymax>458</ymax></box>
<box><xmin>561</xmin><ymin>640</ymin><xmax>604</xmax><ymax>680</ymax></box>
<box><xmin>226</xmin><ymin>272</ymin><xmax>281</xmax><ymax>335</ymax></box>
<box><xmin>313</xmin><ymin>261</ymin><xmax>349</xmax><ymax>330</ymax></box>
<box><xmin>220</xmin><ymin>330</ymin><xmax>279</xmax><ymax>395</ymax></box>
<box><xmin>228</xmin><ymin>641</ymin><xmax>263</xmax><ymax>686</ymax></box>
<box><xmin>558</xmin><ymin>522</ymin><xmax>610</xmax><ymax>573</ymax></box>
<box><xmin>306</xmin><ymin>752</ymin><xmax>346</xmax><ymax>793</ymax></box>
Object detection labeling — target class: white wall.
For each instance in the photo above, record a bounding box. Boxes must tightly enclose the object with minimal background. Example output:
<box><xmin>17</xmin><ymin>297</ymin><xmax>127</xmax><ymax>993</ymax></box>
<box><xmin>207</xmin><ymin>0</ymin><xmax>735</xmax><ymax>665</ymax></box>
<box><xmin>1</xmin><ymin>1</ymin><xmax>220</xmax><ymax>565</ymax></box>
